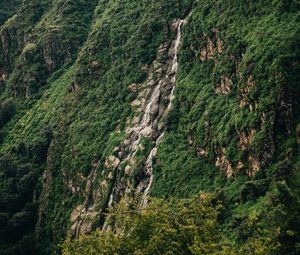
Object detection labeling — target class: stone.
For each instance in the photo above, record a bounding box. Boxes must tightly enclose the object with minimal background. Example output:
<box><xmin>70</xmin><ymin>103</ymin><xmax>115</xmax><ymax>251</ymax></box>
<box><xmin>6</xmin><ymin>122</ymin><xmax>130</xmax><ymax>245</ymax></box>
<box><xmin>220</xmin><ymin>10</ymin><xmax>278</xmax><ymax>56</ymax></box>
<box><xmin>197</xmin><ymin>148</ymin><xmax>208</xmax><ymax>157</ymax></box>
<box><xmin>105</xmin><ymin>155</ymin><xmax>120</xmax><ymax>169</ymax></box>
<box><xmin>215</xmin><ymin>148</ymin><xmax>233</xmax><ymax>177</ymax></box>
<box><xmin>240</xmin><ymin>75</ymin><xmax>256</xmax><ymax>107</ymax></box>
<box><xmin>124</xmin><ymin>165</ymin><xmax>131</xmax><ymax>175</ymax></box>
<box><xmin>141</xmin><ymin>126</ymin><xmax>153</xmax><ymax>137</ymax></box>
<box><xmin>131</xmin><ymin>99</ymin><xmax>141</xmax><ymax>107</ymax></box>
<box><xmin>108</xmin><ymin>172</ymin><xmax>114</xmax><ymax>179</ymax></box>
<box><xmin>237</xmin><ymin>129</ymin><xmax>256</xmax><ymax>151</ymax></box>
<box><xmin>215</xmin><ymin>75</ymin><xmax>233</xmax><ymax>95</ymax></box>
<box><xmin>247</xmin><ymin>156</ymin><xmax>260</xmax><ymax>176</ymax></box>
<box><xmin>236</xmin><ymin>161</ymin><xmax>244</xmax><ymax>171</ymax></box>
<box><xmin>128</xmin><ymin>83</ymin><xmax>138</xmax><ymax>93</ymax></box>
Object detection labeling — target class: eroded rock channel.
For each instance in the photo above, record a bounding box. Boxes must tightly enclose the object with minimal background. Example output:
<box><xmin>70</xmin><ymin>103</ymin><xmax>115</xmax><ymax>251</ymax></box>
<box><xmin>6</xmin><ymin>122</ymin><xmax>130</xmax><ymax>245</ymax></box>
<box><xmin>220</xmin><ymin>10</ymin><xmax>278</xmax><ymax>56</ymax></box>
<box><xmin>70</xmin><ymin>18</ymin><xmax>187</xmax><ymax>235</ymax></box>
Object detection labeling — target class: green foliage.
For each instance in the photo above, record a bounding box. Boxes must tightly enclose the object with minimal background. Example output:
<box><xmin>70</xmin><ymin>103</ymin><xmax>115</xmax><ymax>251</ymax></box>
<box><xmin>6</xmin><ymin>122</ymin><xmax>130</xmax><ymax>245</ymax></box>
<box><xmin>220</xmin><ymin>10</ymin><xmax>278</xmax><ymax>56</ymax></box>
<box><xmin>0</xmin><ymin>1</ymin><xmax>195</xmax><ymax>253</ymax></box>
<box><xmin>1</xmin><ymin>0</ymin><xmax>98</xmax><ymax>97</ymax></box>
<box><xmin>153</xmin><ymin>0</ymin><xmax>300</xmax><ymax>195</ymax></box>
<box><xmin>0</xmin><ymin>98</ymin><xmax>16</xmax><ymax>128</ymax></box>
<box><xmin>0</xmin><ymin>0</ymin><xmax>299</xmax><ymax>254</ymax></box>
<box><xmin>61</xmin><ymin>194</ymin><xmax>280</xmax><ymax>255</ymax></box>
<box><xmin>0</xmin><ymin>0</ymin><xmax>22</xmax><ymax>26</ymax></box>
<box><xmin>61</xmin><ymin>194</ymin><xmax>224</xmax><ymax>255</ymax></box>
<box><xmin>0</xmin><ymin>131</ymin><xmax>51</xmax><ymax>255</ymax></box>
<box><xmin>150</xmin><ymin>1</ymin><xmax>300</xmax><ymax>253</ymax></box>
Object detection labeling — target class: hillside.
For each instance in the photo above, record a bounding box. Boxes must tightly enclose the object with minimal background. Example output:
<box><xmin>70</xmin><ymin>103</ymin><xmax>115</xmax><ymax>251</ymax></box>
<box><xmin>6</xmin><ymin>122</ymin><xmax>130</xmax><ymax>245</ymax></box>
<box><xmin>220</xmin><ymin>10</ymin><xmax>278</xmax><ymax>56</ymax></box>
<box><xmin>0</xmin><ymin>1</ymin><xmax>299</xmax><ymax>254</ymax></box>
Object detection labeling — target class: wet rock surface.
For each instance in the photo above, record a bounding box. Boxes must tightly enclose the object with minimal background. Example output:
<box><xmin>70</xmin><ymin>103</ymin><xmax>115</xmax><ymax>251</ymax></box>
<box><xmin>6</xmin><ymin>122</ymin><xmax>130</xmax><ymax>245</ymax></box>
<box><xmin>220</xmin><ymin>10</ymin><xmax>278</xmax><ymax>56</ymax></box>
<box><xmin>69</xmin><ymin>19</ymin><xmax>186</xmax><ymax>234</ymax></box>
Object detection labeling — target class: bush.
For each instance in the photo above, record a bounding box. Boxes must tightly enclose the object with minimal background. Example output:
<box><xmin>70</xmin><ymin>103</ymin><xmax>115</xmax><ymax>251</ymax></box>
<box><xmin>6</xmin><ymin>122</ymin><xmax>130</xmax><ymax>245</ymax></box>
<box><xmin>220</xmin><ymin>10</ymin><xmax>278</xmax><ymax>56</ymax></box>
<box><xmin>62</xmin><ymin>193</ymin><xmax>280</xmax><ymax>255</ymax></box>
<box><xmin>0</xmin><ymin>99</ymin><xmax>16</xmax><ymax>127</ymax></box>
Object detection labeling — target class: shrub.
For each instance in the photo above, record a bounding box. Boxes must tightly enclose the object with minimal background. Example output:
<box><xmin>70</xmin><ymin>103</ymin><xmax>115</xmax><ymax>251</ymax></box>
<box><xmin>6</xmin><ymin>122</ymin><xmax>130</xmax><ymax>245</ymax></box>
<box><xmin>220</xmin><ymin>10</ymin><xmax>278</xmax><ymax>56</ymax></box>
<box><xmin>0</xmin><ymin>99</ymin><xmax>16</xmax><ymax>127</ymax></box>
<box><xmin>62</xmin><ymin>193</ymin><xmax>280</xmax><ymax>255</ymax></box>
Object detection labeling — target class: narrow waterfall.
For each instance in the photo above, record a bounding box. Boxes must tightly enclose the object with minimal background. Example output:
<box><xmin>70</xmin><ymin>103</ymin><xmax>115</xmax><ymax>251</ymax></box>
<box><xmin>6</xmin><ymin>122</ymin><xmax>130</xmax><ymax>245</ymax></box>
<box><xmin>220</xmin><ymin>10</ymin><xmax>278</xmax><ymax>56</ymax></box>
<box><xmin>140</xmin><ymin>20</ymin><xmax>184</xmax><ymax>206</ymax></box>
<box><xmin>69</xmin><ymin>18</ymin><xmax>187</xmax><ymax>233</ymax></box>
<box><xmin>102</xmin><ymin>19</ymin><xmax>185</xmax><ymax>228</ymax></box>
<box><xmin>140</xmin><ymin>132</ymin><xmax>165</xmax><ymax>207</ymax></box>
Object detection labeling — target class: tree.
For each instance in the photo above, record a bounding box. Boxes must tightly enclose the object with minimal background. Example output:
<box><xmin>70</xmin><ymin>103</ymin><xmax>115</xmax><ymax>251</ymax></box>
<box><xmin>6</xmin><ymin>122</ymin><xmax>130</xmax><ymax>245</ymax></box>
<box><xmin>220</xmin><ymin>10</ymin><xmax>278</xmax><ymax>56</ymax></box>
<box><xmin>0</xmin><ymin>99</ymin><xmax>16</xmax><ymax>127</ymax></box>
<box><xmin>62</xmin><ymin>193</ymin><xmax>232</xmax><ymax>255</ymax></box>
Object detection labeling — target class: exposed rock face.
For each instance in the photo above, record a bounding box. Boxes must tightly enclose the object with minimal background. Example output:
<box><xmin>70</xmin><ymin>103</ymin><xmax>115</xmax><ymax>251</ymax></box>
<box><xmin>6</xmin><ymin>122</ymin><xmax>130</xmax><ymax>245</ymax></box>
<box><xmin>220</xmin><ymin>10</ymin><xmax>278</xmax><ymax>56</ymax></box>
<box><xmin>199</xmin><ymin>28</ymin><xmax>223</xmax><ymax>62</ymax></box>
<box><xmin>69</xmin><ymin>18</ymin><xmax>187</xmax><ymax>235</ymax></box>
<box><xmin>240</xmin><ymin>75</ymin><xmax>256</xmax><ymax>110</ymax></box>
<box><xmin>105</xmin><ymin>155</ymin><xmax>120</xmax><ymax>169</ymax></box>
<box><xmin>276</xmin><ymin>77</ymin><xmax>293</xmax><ymax>135</ymax></box>
<box><xmin>0</xmin><ymin>29</ymin><xmax>10</xmax><ymax>65</ymax></box>
<box><xmin>1</xmin><ymin>2</ymin><xmax>299</xmax><ymax>254</ymax></box>
<box><xmin>198</xmin><ymin>37</ymin><xmax>280</xmax><ymax>178</ymax></box>
<box><xmin>237</xmin><ymin>130</ymin><xmax>256</xmax><ymax>151</ymax></box>
<box><xmin>0</xmin><ymin>72</ymin><xmax>6</xmax><ymax>83</ymax></box>
<box><xmin>215</xmin><ymin>75</ymin><xmax>233</xmax><ymax>95</ymax></box>
<box><xmin>42</xmin><ymin>31</ymin><xmax>72</xmax><ymax>73</ymax></box>
<box><xmin>0</xmin><ymin>0</ymin><xmax>95</xmax><ymax>98</ymax></box>
<box><xmin>236</xmin><ymin>129</ymin><xmax>261</xmax><ymax>176</ymax></box>
<box><xmin>215</xmin><ymin>148</ymin><xmax>233</xmax><ymax>177</ymax></box>
<box><xmin>69</xmin><ymin>161</ymin><xmax>100</xmax><ymax>238</ymax></box>
<box><xmin>197</xmin><ymin>148</ymin><xmax>208</xmax><ymax>157</ymax></box>
<box><xmin>247</xmin><ymin>156</ymin><xmax>260</xmax><ymax>176</ymax></box>
<box><xmin>110</xmin><ymin>19</ymin><xmax>185</xmax><ymax>208</ymax></box>
<box><xmin>212</xmin><ymin>129</ymin><xmax>262</xmax><ymax>177</ymax></box>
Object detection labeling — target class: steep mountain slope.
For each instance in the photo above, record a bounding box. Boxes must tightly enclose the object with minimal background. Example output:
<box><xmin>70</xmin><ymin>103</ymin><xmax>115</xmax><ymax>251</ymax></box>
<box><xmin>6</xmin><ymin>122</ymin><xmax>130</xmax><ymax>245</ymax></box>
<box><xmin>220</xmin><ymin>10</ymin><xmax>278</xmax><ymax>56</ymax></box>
<box><xmin>0</xmin><ymin>0</ymin><xmax>299</xmax><ymax>254</ymax></box>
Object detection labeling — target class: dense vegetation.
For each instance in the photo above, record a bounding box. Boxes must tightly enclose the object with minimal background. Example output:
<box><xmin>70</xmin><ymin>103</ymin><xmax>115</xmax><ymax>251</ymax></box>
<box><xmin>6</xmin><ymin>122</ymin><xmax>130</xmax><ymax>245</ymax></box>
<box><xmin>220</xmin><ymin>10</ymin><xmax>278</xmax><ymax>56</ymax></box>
<box><xmin>151</xmin><ymin>1</ymin><xmax>300</xmax><ymax>254</ymax></box>
<box><xmin>0</xmin><ymin>0</ymin><xmax>22</xmax><ymax>26</ymax></box>
<box><xmin>0</xmin><ymin>0</ymin><xmax>299</xmax><ymax>254</ymax></box>
<box><xmin>62</xmin><ymin>194</ymin><xmax>280</xmax><ymax>255</ymax></box>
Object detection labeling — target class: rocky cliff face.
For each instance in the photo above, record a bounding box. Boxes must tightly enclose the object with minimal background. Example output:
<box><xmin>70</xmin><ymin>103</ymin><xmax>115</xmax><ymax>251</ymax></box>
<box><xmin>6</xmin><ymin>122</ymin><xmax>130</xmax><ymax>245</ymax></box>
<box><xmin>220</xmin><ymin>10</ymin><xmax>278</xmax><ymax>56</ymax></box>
<box><xmin>69</xmin><ymin>19</ymin><xmax>188</xmax><ymax>235</ymax></box>
<box><xmin>0</xmin><ymin>1</ymin><xmax>299</xmax><ymax>255</ymax></box>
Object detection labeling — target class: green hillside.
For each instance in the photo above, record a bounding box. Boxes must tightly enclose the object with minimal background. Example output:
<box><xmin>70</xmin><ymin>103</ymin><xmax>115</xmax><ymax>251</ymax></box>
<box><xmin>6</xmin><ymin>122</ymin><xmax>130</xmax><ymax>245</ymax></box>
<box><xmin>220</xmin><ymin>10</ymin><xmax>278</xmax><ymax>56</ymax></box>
<box><xmin>0</xmin><ymin>0</ymin><xmax>299</xmax><ymax>254</ymax></box>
